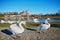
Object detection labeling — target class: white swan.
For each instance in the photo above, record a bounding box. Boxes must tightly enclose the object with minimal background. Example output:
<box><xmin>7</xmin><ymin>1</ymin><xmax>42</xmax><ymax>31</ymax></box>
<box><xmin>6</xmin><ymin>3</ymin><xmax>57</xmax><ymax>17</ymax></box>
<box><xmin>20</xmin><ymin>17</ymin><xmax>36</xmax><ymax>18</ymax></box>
<box><xmin>33</xmin><ymin>18</ymin><xmax>39</xmax><ymax>22</ymax></box>
<box><xmin>37</xmin><ymin>18</ymin><xmax>50</xmax><ymax>31</ymax></box>
<box><xmin>1</xmin><ymin>20</ymin><xmax>5</xmax><ymax>23</ymax></box>
<box><xmin>9</xmin><ymin>21</ymin><xmax>26</xmax><ymax>36</ymax></box>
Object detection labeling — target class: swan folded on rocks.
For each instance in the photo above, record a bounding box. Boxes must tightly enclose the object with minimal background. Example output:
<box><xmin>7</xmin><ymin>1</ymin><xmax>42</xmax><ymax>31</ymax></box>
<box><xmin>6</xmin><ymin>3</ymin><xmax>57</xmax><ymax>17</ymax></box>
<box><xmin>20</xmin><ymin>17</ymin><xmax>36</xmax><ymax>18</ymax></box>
<box><xmin>8</xmin><ymin>21</ymin><xmax>26</xmax><ymax>38</ymax></box>
<box><xmin>37</xmin><ymin>18</ymin><xmax>50</xmax><ymax>33</ymax></box>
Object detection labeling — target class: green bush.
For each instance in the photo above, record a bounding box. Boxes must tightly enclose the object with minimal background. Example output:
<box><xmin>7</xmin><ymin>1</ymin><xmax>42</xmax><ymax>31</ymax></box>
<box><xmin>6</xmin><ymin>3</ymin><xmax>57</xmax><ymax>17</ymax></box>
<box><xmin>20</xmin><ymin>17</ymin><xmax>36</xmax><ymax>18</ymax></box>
<box><xmin>0</xmin><ymin>22</ymin><xmax>60</xmax><ymax>28</ymax></box>
<box><xmin>50</xmin><ymin>22</ymin><xmax>60</xmax><ymax>24</ymax></box>
<box><xmin>50</xmin><ymin>22</ymin><xmax>60</xmax><ymax>27</ymax></box>
<box><xmin>26</xmin><ymin>22</ymin><xmax>60</xmax><ymax>28</ymax></box>
<box><xmin>26</xmin><ymin>22</ymin><xmax>40</xmax><ymax>28</ymax></box>
<box><xmin>0</xmin><ymin>23</ymin><xmax>10</xmax><ymax>27</ymax></box>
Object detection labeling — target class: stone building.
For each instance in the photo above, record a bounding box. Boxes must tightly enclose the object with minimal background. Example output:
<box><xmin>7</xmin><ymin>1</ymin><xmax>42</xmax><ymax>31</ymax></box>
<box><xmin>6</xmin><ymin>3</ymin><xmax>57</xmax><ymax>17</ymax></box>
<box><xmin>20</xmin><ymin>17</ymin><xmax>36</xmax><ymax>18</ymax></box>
<box><xmin>4</xmin><ymin>10</ymin><xmax>29</xmax><ymax>20</ymax></box>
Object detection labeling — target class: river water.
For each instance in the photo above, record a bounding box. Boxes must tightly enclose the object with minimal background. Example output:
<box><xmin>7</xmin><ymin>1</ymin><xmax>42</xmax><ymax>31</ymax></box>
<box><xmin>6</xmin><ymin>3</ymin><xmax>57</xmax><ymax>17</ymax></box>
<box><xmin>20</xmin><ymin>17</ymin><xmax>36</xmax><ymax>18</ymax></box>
<box><xmin>29</xmin><ymin>18</ymin><xmax>60</xmax><ymax>22</ymax></box>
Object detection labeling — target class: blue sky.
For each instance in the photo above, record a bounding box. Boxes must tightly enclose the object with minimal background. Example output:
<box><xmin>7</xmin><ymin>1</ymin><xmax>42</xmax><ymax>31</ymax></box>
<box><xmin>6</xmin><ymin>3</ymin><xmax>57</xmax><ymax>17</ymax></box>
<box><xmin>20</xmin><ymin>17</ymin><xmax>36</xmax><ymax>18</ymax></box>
<box><xmin>0</xmin><ymin>0</ymin><xmax>60</xmax><ymax>14</ymax></box>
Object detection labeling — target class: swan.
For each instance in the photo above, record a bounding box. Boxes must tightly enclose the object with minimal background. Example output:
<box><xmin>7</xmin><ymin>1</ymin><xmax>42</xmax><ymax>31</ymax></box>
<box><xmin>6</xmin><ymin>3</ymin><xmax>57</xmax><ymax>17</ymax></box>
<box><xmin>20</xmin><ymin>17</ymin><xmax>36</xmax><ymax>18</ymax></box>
<box><xmin>33</xmin><ymin>18</ymin><xmax>39</xmax><ymax>22</ymax></box>
<box><xmin>37</xmin><ymin>18</ymin><xmax>50</xmax><ymax>32</ymax></box>
<box><xmin>8</xmin><ymin>21</ymin><xmax>26</xmax><ymax>38</ymax></box>
<box><xmin>7</xmin><ymin>20</ymin><xmax>16</xmax><ymax>23</ymax></box>
<box><xmin>1</xmin><ymin>20</ymin><xmax>5</xmax><ymax>23</ymax></box>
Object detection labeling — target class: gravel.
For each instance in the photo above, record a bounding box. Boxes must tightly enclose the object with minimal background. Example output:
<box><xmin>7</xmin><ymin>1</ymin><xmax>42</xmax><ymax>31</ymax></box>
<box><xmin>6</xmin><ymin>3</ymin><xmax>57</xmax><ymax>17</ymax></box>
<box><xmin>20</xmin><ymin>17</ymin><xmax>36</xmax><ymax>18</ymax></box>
<box><xmin>0</xmin><ymin>27</ymin><xmax>60</xmax><ymax>40</ymax></box>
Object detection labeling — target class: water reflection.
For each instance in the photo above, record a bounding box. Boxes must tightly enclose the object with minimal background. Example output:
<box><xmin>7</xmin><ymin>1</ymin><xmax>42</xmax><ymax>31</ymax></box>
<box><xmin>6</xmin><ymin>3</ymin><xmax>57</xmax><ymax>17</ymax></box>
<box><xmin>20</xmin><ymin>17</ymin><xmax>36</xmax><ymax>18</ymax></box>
<box><xmin>29</xmin><ymin>18</ymin><xmax>60</xmax><ymax>22</ymax></box>
<box><xmin>0</xmin><ymin>18</ymin><xmax>60</xmax><ymax>23</ymax></box>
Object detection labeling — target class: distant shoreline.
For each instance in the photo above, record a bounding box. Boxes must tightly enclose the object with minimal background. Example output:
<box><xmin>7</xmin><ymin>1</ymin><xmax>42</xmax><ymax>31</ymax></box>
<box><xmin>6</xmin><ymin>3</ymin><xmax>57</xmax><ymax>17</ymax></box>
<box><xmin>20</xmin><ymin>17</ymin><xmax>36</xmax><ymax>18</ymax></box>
<box><xmin>40</xmin><ymin>16</ymin><xmax>60</xmax><ymax>18</ymax></box>
<box><xmin>30</xmin><ymin>16</ymin><xmax>60</xmax><ymax>18</ymax></box>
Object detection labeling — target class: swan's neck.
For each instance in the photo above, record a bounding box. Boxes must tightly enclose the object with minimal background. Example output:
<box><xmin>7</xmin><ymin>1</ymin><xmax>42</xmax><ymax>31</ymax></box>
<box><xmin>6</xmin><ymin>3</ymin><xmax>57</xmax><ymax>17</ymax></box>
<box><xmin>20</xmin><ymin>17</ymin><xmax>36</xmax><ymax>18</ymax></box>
<box><xmin>45</xmin><ymin>19</ymin><xmax>49</xmax><ymax>24</ymax></box>
<box><xmin>19</xmin><ymin>22</ymin><xmax>24</xmax><ymax>30</ymax></box>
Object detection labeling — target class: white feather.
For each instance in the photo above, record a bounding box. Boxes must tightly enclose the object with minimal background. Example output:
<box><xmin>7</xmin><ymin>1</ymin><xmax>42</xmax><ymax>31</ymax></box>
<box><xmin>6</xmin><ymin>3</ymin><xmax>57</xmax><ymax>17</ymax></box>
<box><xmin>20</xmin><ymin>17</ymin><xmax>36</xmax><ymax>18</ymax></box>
<box><xmin>9</xmin><ymin>21</ymin><xmax>26</xmax><ymax>35</ymax></box>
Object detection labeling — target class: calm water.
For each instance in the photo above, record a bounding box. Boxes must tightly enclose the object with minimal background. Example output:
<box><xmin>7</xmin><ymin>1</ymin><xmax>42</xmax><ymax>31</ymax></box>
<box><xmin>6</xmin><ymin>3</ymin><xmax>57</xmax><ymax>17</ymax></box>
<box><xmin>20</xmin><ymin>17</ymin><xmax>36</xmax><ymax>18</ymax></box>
<box><xmin>29</xmin><ymin>18</ymin><xmax>60</xmax><ymax>22</ymax></box>
<box><xmin>0</xmin><ymin>18</ymin><xmax>60</xmax><ymax>23</ymax></box>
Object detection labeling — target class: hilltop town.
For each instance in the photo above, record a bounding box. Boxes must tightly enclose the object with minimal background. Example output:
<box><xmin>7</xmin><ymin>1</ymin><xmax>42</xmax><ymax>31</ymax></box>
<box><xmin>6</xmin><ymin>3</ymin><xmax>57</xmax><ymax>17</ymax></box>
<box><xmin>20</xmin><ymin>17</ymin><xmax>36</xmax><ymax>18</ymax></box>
<box><xmin>0</xmin><ymin>10</ymin><xmax>60</xmax><ymax>21</ymax></box>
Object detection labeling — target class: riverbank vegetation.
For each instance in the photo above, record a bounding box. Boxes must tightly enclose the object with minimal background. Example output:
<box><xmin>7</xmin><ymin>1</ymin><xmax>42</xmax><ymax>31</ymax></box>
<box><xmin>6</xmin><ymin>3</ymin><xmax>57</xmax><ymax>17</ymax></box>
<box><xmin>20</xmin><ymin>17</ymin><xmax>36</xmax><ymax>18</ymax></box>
<box><xmin>26</xmin><ymin>22</ymin><xmax>60</xmax><ymax>28</ymax></box>
<box><xmin>0</xmin><ymin>22</ymin><xmax>60</xmax><ymax>28</ymax></box>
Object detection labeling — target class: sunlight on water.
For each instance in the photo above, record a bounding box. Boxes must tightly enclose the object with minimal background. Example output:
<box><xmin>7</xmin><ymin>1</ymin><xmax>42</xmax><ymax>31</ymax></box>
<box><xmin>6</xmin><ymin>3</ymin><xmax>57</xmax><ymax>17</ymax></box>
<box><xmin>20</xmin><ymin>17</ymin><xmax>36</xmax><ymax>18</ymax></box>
<box><xmin>29</xmin><ymin>18</ymin><xmax>60</xmax><ymax>22</ymax></box>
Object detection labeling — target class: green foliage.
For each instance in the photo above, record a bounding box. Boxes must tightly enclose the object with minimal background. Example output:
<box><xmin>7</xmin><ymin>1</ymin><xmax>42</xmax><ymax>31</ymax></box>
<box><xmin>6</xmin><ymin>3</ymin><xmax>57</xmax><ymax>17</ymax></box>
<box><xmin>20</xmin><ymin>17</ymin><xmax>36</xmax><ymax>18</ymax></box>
<box><xmin>22</xmin><ymin>15</ymin><xmax>27</xmax><ymax>17</ymax></box>
<box><xmin>0</xmin><ymin>18</ymin><xmax>4</xmax><ymax>20</ymax></box>
<box><xmin>0</xmin><ymin>14</ymin><xmax>4</xmax><ymax>17</ymax></box>
<box><xmin>50</xmin><ymin>22</ymin><xmax>60</xmax><ymax>24</ymax></box>
<box><xmin>26</xmin><ymin>22</ymin><xmax>60</xmax><ymax>28</ymax></box>
<box><xmin>0</xmin><ymin>22</ymin><xmax>60</xmax><ymax>28</ymax></box>
<box><xmin>50</xmin><ymin>22</ymin><xmax>60</xmax><ymax>28</ymax></box>
<box><xmin>0</xmin><ymin>23</ymin><xmax>10</xmax><ymax>27</ymax></box>
<box><xmin>0</xmin><ymin>14</ymin><xmax>4</xmax><ymax>20</ymax></box>
<box><xmin>26</xmin><ymin>22</ymin><xmax>40</xmax><ymax>28</ymax></box>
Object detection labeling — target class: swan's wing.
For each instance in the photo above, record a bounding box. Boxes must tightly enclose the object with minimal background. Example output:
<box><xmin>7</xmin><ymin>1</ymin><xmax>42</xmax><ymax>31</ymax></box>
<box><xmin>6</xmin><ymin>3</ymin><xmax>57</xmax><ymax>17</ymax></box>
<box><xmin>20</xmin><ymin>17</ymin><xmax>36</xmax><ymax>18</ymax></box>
<box><xmin>9</xmin><ymin>24</ymin><xmax>25</xmax><ymax>34</ymax></box>
<box><xmin>41</xmin><ymin>24</ymin><xmax>50</xmax><ymax>29</ymax></box>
